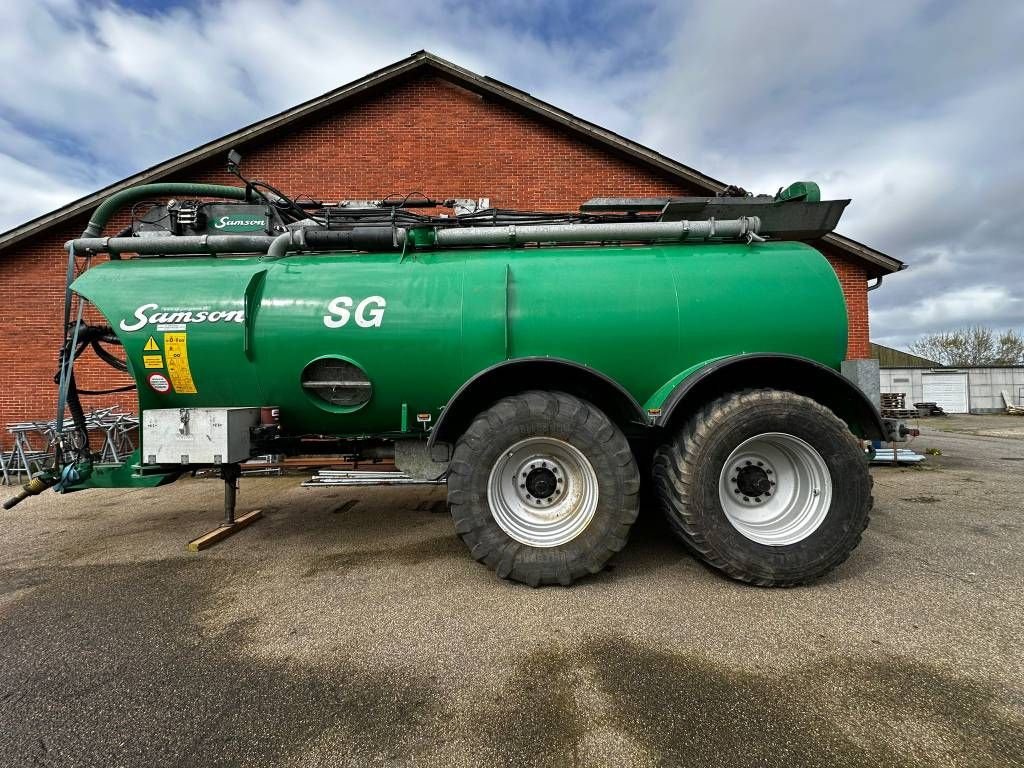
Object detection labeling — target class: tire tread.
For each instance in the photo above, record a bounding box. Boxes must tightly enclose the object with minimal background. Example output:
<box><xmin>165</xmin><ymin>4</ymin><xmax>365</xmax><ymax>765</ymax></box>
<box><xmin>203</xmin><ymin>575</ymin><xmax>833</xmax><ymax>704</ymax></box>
<box><xmin>448</xmin><ymin>390</ymin><xmax>640</xmax><ymax>586</ymax></box>
<box><xmin>652</xmin><ymin>389</ymin><xmax>872</xmax><ymax>587</ymax></box>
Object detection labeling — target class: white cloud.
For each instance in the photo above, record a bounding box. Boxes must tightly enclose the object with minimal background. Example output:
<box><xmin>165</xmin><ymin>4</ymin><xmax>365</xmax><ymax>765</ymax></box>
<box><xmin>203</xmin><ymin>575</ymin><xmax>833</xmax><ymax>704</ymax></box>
<box><xmin>634</xmin><ymin>1</ymin><xmax>1024</xmax><ymax>346</ymax></box>
<box><xmin>0</xmin><ymin>0</ymin><xmax>1022</xmax><ymax>346</ymax></box>
<box><xmin>0</xmin><ymin>153</ymin><xmax>88</xmax><ymax>227</ymax></box>
<box><xmin>873</xmin><ymin>286</ymin><xmax>1022</xmax><ymax>329</ymax></box>
<box><xmin>0</xmin><ymin>0</ymin><xmax>650</xmax><ymax>232</ymax></box>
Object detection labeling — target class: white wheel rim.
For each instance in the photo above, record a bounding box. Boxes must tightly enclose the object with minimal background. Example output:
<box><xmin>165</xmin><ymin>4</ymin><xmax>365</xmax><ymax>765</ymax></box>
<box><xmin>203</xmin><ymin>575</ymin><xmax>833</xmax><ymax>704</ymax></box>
<box><xmin>487</xmin><ymin>437</ymin><xmax>599</xmax><ymax>548</ymax></box>
<box><xmin>718</xmin><ymin>432</ymin><xmax>832</xmax><ymax>546</ymax></box>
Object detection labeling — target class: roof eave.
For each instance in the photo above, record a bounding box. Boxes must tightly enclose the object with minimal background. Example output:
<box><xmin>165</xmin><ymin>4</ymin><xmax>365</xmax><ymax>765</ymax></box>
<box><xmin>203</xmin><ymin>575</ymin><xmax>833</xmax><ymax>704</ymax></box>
<box><xmin>0</xmin><ymin>50</ymin><xmax>905</xmax><ymax>278</ymax></box>
<box><xmin>823</xmin><ymin>232</ymin><xmax>905</xmax><ymax>277</ymax></box>
<box><xmin>0</xmin><ymin>53</ymin><xmax>431</xmax><ymax>252</ymax></box>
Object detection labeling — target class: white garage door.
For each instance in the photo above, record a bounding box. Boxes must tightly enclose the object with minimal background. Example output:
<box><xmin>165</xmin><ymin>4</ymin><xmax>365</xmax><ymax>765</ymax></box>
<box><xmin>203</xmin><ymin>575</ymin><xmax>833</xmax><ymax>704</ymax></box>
<box><xmin>922</xmin><ymin>372</ymin><xmax>969</xmax><ymax>413</ymax></box>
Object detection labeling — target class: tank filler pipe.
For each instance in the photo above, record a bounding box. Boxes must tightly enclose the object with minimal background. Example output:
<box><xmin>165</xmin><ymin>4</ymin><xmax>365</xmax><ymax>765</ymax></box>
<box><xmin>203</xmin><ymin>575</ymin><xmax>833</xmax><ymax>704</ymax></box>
<box><xmin>431</xmin><ymin>217</ymin><xmax>761</xmax><ymax>247</ymax></box>
<box><xmin>266</xmin><ymin>229</ymin><xmax>306</xmax><ymax>259</ymax></box>
<box><xmin>263</xmin><ymin>217</ymin><xmax>762</xmax><ymax>258</ymax></box>
<box><xmin>67</xmin><ymin>217</ymin><xmax>763</xmax><ymax>257</ymax></box>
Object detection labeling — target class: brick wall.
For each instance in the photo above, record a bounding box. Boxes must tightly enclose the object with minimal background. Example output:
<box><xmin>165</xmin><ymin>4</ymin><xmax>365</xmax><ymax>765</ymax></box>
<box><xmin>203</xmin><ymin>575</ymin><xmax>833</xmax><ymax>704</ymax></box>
<box><xmin>0</xmin><ymin>71</ymin><xmax>872</xmax><ymax>446</ymax></box>
<box><xmin>819</xmin><ymin>241</ymin><xmax>871</xmax><ymax>360</ymax></box>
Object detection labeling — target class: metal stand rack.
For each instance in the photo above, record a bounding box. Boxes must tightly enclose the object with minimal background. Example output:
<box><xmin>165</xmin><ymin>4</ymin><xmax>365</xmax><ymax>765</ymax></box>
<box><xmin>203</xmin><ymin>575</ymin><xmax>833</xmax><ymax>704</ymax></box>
<box><xmin>3</xmin><ymin>407</ymin><xmax>139</xmax><ymax>485</ymax></box>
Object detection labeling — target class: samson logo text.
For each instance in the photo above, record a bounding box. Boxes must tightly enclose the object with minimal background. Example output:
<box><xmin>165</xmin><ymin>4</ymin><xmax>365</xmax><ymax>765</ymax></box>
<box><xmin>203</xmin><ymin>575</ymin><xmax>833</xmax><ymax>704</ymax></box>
<box><xmin>213</xmin><ymin>216</ymin><xmax>266</xmax><ymax>229</ymax></box>
<box><xmin>120</xmin><ymin>303</ymin><xmax>244</xmax><ymax>332</ymax></box>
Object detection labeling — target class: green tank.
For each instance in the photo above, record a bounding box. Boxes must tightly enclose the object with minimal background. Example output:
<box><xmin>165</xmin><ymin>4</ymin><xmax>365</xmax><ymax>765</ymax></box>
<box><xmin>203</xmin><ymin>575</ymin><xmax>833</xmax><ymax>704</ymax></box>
<box><xmin>71</xmin><ymin>239</ymin><xmax>848</xmax><ymax>437</ymax></box>
<box><xmin>6</xmin><ymin>173</ymin><xmax>892</xmax><ymax>588</ymax></box>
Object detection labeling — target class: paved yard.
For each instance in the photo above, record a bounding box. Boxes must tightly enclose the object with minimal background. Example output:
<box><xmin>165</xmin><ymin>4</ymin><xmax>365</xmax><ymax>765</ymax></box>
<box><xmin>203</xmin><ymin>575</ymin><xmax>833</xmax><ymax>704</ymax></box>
<box><xmin>1</xmin><ymin>415</ymin><xmax>1022</xmax><ymax>767</ymax></box>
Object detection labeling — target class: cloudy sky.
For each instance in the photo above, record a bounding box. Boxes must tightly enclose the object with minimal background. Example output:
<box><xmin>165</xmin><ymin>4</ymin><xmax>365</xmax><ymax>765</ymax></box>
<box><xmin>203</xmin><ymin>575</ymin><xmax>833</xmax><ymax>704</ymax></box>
<box><xmin>1</xmin><ymin>0</ymin><xmax>1021</xmax><ymax>348</ymax></box>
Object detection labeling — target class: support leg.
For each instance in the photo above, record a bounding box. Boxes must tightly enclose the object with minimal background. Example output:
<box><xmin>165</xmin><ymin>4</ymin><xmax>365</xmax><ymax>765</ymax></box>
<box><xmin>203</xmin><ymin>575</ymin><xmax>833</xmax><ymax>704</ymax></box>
<box><xmin>187</xmin><ymin>464</ymin><xmax>262</xmax><ymax>551</ymax></box>
<box><xmin>222</xmin><ymin>463</ymin><xmax>239</xmax><ymax>526</ymax></box>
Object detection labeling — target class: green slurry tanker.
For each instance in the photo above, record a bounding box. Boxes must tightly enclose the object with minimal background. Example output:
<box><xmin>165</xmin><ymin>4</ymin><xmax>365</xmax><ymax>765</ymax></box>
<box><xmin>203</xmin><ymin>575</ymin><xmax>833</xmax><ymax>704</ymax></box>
<box><xmin>5</xmin><ymin>154</ymin><xmax>907</xmax><ymax>586</ymax></box>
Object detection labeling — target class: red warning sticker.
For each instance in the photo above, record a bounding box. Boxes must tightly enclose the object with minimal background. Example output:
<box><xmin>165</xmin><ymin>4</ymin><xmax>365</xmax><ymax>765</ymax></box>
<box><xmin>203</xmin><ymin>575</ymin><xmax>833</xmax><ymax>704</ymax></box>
<box><xmin>147</xmin><ymin>372</ymin><xmax>171</xmax><ymax>393</ymax></box>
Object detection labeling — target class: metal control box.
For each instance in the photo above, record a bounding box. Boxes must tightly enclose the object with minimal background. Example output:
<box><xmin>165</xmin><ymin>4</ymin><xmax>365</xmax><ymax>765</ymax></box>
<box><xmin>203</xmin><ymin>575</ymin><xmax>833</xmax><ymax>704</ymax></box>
<box><xmin>143</xmin><ymin>407</ymin><xmax>260</xmax><ymax>465</ymax></box>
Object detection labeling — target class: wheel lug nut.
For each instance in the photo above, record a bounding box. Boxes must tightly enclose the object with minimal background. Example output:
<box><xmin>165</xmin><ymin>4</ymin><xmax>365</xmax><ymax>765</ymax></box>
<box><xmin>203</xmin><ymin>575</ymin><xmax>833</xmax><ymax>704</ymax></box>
<box><xmin>745</xmin><ymin>460</ymin><xmax>752</xmax><ymax>466</ymax></box>
<box><xmin>766</xmin><ymin>469</ymin><xmax>773</xmax><ymax>475</ymax></box>
<box><xmin>743</xmin><ymin>496</ymin><xmax>749</xmax><ymax>502</ymax></box>
<box><xmin>757</xmin><ymin>461</ymin><xmax>763</xmax><ymax>467</ymax></box>
<box><xmin>734</xmin><ymin>489</ymin><xmax>740</xmax><ymax>494</ymax></box>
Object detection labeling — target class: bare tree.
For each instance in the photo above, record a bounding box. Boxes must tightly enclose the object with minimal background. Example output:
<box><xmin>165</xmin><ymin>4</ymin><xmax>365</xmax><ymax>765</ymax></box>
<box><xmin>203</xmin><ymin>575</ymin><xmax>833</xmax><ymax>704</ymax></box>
<box><xmin>909</xmin><ymin>327</ymin><xmax>1024</xmax><ymax>366</ymax></box>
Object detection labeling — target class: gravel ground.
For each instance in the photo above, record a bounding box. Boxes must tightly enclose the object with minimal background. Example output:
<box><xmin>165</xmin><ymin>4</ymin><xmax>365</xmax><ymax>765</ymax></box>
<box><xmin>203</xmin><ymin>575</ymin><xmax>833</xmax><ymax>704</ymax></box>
<box><xmin>1</xmin><ymin>415</ymin><xmax>1022</xmax><ymax>767</ymax></box>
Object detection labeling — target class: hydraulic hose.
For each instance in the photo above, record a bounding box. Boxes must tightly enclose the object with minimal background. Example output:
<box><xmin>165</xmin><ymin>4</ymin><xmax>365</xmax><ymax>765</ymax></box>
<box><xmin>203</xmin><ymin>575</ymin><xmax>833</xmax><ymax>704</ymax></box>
<box><xmin>65</xmin><ymin>368</ymin><xmax>88</xmax><ymax>455</ymax></box>
<box><xmin>81</xmin><ymin>183</ymin><xmax>250</xmax><ymax>238</ymax></box>
<box><xmin>55</xmin><ymin>323</ymin><xmax>123</xmax><ymax>464</ymax></box>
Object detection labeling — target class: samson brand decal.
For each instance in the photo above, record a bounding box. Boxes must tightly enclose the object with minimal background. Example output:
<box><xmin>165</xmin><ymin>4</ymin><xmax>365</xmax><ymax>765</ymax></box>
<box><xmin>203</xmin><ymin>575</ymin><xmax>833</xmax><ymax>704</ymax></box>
<box><xmin>212</xmin><ymin>215</ymin><xmax>267</xmax><ymax>232</ymax></box>
<box><xmin>323</xmin><ymin>295</ymin><xmax>387</xmax><ymax>328</ymax></box>
<box><xmin>120</xmin><ymin>303</ymin><xmax>244</xmax><ymax>332</ymax></box>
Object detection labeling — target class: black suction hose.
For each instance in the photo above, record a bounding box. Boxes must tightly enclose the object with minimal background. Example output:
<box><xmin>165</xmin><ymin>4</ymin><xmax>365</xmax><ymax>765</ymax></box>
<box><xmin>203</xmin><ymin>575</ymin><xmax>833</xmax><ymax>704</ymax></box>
<box><xmin>81</xmin><ymin>183</ymin><xmax>250</xmax><ymax>238</ymax></box>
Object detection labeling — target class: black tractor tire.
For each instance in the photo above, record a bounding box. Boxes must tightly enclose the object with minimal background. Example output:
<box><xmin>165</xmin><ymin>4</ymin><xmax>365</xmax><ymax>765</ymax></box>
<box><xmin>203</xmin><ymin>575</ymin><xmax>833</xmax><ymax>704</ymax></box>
<box><xmin>652</xmin><ymin>389</ymin><xmax>873</xmax><ymax>586</ymax></box>
<box><xmin>447</xmin><ymin>390</ymin><xmax>640</xmax><ymax>586</ymax></box>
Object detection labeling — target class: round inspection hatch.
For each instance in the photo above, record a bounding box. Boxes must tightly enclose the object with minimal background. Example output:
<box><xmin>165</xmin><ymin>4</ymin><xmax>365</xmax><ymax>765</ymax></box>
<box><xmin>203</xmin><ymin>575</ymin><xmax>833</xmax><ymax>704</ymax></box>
<box><xmin>301</xmin><ymin>358</ymin><xmax>372</xmax><ymax>409</ymax></box>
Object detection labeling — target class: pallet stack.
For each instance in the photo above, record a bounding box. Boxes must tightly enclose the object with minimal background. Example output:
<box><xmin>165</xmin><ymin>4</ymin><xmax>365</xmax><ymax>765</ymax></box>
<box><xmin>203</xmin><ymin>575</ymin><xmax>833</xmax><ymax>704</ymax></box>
<box><xmin>913</xmin><ymin>401</ymin><xmax>947</xmax><ymax>417</ymax></box>
<box><xmin>881</xmin><ymin>392</ymin><xmax>905</xmax><ymax>409</ymax></box>
<box><xmin>880</xmin><ymin>393</ymin><xmax>918</xmax><ymax>420</ymax></box>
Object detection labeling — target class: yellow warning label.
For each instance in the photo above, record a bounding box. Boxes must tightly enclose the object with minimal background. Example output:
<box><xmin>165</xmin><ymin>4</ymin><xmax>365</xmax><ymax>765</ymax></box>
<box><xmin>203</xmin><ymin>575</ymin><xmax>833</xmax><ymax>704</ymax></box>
<box><xmin>143</xmin><ymin>355</ymin><xmax>164</xmax><ymax>369</ymax></box>
<box><xmin>163</xmin><ymin>332</ymin><xmax>197</xmax><ymax>394</ymax></box>
<box><xmin>144</xmin><ymin>336</ymin><xmax>160</xmax><ymax>352</ymax></box>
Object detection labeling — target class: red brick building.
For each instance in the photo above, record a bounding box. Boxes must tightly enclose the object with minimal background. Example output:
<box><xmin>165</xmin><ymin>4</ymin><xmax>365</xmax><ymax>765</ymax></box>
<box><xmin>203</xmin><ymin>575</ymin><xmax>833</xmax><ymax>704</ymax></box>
<box><xmin>0</xmin><ymin>52</ymin><xmax>902</xmax><ymax>441</ymax></box>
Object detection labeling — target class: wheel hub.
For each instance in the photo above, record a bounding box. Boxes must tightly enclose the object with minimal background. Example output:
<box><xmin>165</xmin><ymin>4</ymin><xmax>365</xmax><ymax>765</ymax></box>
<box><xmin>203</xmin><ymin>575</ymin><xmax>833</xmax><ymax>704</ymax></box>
<box><xmin>732</xmin><ymin>462</ymin><xmax>774</xmax><ymax>500</ymax></box>
<box><xmin>524</xmin><ymin>465</ymin><xmax>558</xmax><ymax>500</ymax></box>
<box><xmin>487</xmin><ymin>437</ymin><xmax>599</xmax><ymax>547</ymax></box>
<box><xmin>718</xmin><ymin>432</ymin><xmax>832</xmax><ymax>546</ymax></box>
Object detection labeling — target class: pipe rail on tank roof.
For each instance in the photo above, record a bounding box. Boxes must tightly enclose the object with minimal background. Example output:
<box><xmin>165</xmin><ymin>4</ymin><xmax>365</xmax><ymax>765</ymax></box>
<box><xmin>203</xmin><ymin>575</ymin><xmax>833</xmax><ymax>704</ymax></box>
<box><xmin>65</xmin><ymin>216</ymin><xmax>763</xmax><ymax>258</ymax></box>
<box><xmin>432</xmin><ymin>217</ymin><xmax>762</xmax><ymax>246</ymax></box>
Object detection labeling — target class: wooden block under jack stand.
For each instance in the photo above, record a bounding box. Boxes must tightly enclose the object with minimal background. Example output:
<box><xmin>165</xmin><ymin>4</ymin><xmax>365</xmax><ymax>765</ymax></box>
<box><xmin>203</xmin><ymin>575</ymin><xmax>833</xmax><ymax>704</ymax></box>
<box><xmin>187</xmin><ymin>510</ymin><xmax>263</xmax><ymax>552</ymax></box>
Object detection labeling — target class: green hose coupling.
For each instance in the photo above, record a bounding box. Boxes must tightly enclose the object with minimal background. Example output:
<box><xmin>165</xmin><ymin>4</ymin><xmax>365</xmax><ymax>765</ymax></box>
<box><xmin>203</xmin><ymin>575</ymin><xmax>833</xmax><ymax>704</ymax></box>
<box><xmin>407</xmin><ymin>226</ymin><xmax>437</xmax><ymax>249</ymax></box>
